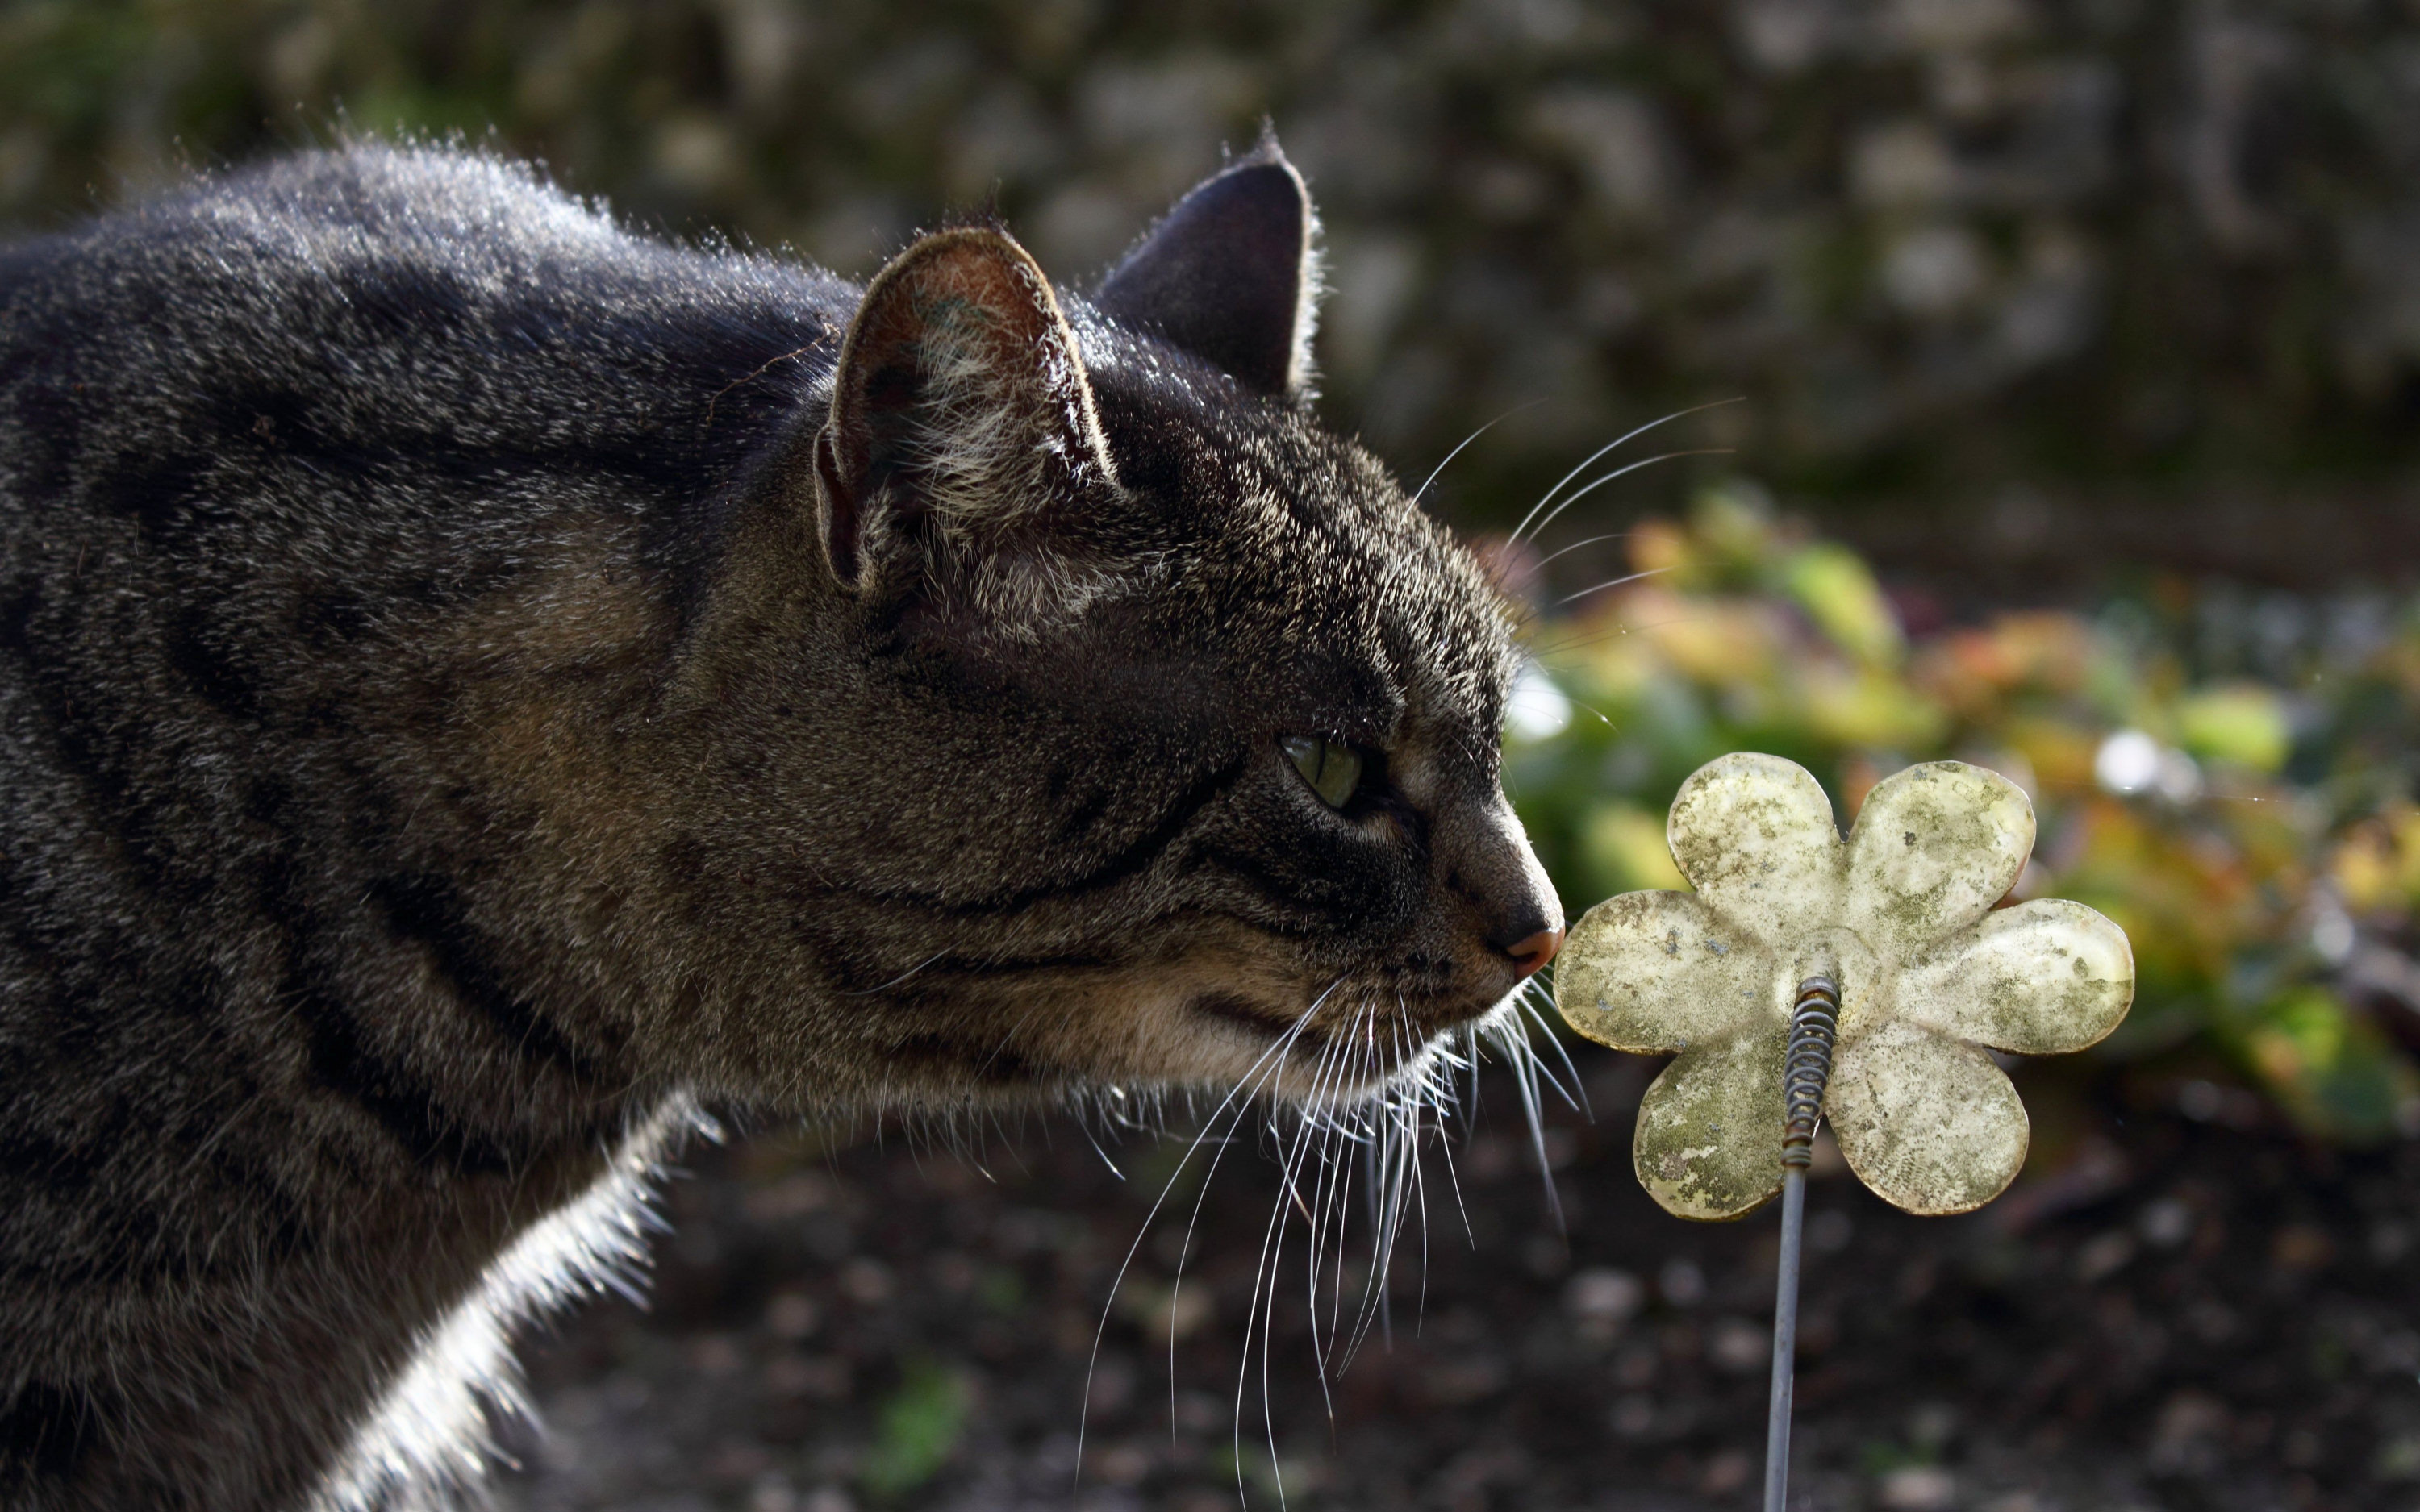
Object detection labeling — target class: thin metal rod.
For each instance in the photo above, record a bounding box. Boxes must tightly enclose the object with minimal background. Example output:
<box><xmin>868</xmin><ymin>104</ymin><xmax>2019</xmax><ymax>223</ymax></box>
<box><xmin>1767</xmin><ymin>975</ymin><xmax>1839</xmax><ymax>1512</ymax></box>
<box><xmin>1766</xmin><ymin>1166</ymin><xmax>1807</xmax><ymax>1512</ymax></box>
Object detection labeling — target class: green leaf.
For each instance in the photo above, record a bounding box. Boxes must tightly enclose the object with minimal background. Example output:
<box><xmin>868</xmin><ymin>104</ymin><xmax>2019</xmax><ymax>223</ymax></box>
<box><xmin>2235</xmin><ymin>988</ymin><xmax>2418</xmax><ymax>1145</ymax></box>
<box><xmin>2175</xmin><ymin>684</ymin><xmax>2292</xmax><ymax>772</ymax></box>
<box><xmin>861</xmin><ymin>1360</ymin><xmax>969</xmax><ymax>1500</ymax></box>
<box><xmin>1783</xmin><ymin>541</ymin><xmax>1905</xmax><ymax>669</ymax></box>
<box><xmin>1578</xmin><ymin>802</ymin><xmax>1688</xmax><ymax>895</ymax></box>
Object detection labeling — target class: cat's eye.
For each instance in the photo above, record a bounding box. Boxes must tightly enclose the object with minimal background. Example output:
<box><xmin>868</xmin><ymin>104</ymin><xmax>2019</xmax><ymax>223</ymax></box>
<box><xmin>1282</xmin><ymin>735</ymin><xmax>1365</xmax><ymax>810</ymax></box>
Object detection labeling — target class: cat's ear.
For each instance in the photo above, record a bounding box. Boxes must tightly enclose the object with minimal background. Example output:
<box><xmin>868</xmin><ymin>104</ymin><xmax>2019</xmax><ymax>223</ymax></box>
<box><xmin>1095</xmin><ymin>139</ymin><xmax>1321</xmax><ymax>400</ymax></box>
<box><xmin>815</xmin><ymin>226</ymin><xmax>1119</xmax><ymax>594</ymax></box>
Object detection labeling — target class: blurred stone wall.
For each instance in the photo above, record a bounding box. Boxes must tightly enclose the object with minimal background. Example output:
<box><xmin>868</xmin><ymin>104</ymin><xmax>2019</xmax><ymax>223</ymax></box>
<box><xmin>6</xmin><ymin>0</ymin><xmax>2420</xmax><ymax>583</ymax></box>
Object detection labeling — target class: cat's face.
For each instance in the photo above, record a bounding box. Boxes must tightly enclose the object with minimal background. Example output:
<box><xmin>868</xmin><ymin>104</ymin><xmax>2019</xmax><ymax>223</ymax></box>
<box><xmin>674</xmin><ymin>148</ymin><xmax>1559</xmax><ymax>1110</ymax></box>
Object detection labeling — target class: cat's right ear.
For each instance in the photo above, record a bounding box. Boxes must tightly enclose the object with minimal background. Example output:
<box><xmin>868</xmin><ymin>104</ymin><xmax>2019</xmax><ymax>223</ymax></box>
<box><xmin>1095</xmin><ymin>140</ymin><xmax>1321</xmax><ymax>400</ymax></box>
<box><xmin>812</xmin><ymin>226</ymin><xmax>1119</xmax><ymax>598</ymax></box>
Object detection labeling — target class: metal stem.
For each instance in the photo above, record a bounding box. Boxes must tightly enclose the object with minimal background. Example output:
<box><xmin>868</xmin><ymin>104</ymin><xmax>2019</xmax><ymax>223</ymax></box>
<box><xmin>1767</xmin><ymin>975</ymin><xmax>1839</xmax><ymax>1512</ymax></box>
<box><xmin>1766</xmin><ymin>1166</ymin><xmax>1806</xmax><ymax>1512</ymax></box>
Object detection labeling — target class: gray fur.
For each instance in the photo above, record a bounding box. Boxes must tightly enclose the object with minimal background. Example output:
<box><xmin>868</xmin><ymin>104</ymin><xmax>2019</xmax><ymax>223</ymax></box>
<box><xmin>0</xmin><ymin>142</ymin><xmax>1557</xmax><ymax>1509</ymax></box>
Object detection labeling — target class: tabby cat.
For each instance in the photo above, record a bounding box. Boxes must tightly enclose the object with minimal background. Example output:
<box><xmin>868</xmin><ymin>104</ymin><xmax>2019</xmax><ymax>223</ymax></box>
<box><xmin>0</xmin><ymin>137</ymin><xmax>1562</xmax><ymax>1509</ymax></box>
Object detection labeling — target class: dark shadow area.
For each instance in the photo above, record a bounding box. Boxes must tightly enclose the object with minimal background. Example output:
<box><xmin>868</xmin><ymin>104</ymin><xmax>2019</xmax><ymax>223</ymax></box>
<box><xmin>497</xmin><ymin>1056</ymin><xmax>2420</xmax><ymax>1511</ymax></box>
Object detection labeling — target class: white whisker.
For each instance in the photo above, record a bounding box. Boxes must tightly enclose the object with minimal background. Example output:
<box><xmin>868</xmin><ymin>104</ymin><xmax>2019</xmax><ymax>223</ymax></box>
<box><xmin>1233</xmin><ymin>1017</ymin><xmax>1339</xmax><ymax>1506</ymax></box>
<box><xmin>1408</xmin><ymin>401</ymin><xmax>1544</xmax><ymax>508</ymax></box>
<box><xmin>1079</xmin><ymin>982</ymin><xmax>1338</xmax><ymax>1484</ymax></box>
<box><xmin>1550</xmin><ymin>566</ymin><xmax>1669</xmax><ymax>611</ymax></box>
<box><xmin>1091</xmin><ymin>968</ymin><xmax>1592</xmax><ymax>1501</ymax></box>
<box><xmin>1522</xmin><ymin>447</ymin><xmax>1729</xmax><ymax>551</ymax></box>
<box><xmin>1513</xmin><ymin>980</ymin><xmax>1588</xmax><ymax>1116</ymax></box>
<box><xmin>1508</xmin><ymin>398</ymin><xmax>1744</xmax><ymax>545</ymax></box>
<box><xmin>1526</xmin><ymin>530</ymin><xmax>1634</xmax><ymax>573</ymax></box>
<box><xmin>1494</xmin><ymin>1006</ymin><xmax>1566</xmax><ymax>1231</ymax></box>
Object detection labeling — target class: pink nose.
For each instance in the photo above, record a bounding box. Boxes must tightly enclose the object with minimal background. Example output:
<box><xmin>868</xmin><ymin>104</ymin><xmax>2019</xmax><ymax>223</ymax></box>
<box><xmin>1506</xmin><ymin>925</ymin><xmax>1563</xmax><ymax>979</ymax></box>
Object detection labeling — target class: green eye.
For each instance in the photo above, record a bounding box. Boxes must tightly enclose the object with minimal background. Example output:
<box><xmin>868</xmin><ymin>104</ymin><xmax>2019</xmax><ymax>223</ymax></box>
<box><xmin>1282</xmin><ymin>735</ymin><xmax>1365</xmax><ymax>810</ymax></box>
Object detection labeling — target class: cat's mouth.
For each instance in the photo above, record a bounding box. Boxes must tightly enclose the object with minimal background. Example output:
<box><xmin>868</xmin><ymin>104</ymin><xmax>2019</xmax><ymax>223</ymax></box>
<box><xmin>1176</xmin><ymin>969</ymin><xmax>1526</xmax><ymax>1097</ymax></box>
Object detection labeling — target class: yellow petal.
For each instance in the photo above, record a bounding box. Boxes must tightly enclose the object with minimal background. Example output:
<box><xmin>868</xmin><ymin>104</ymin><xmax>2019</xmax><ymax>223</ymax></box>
<box><xmin>1633</xmin><ymin>1029</ymin><xmax>1788</xmax><ymax>1220</ymax></box>
<box><xmin>1666</xmin><ymin>752</ymin><xmax>1844</xmax><ymax>948</ymax></box>
<box><xmin>1844</xmin><ymin>761</ymin><xmax>2034</xmax><ymax>952</ymax></box>
<box><xmin>1558</xmin><ymin>890</ymin><xmax>1780</xmax><ymax>1053</ymax></box>
<box><xmin>1899</xmin><ymin>898</ymin><xmax>2136</xmax><ymax>1054</ymax></box>
<box><xmin>1827</xmin><ymin>1019</ymin><xmax>2028</xmax><ymax>1215</ymax></box>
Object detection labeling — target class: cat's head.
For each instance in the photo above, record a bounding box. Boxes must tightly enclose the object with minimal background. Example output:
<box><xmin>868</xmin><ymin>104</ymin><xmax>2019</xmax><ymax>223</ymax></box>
<box><xmin>683</xmin><ymin>144</ymin><xmax>1559</xmax><ymax>1110</ymax></box>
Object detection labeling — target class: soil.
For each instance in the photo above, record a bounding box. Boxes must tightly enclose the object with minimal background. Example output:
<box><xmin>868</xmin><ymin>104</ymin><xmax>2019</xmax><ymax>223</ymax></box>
<box><xmin>493</xmin><ymin>1054</ymin><xmax>2420</xmax><ymax>1512</ymax></box>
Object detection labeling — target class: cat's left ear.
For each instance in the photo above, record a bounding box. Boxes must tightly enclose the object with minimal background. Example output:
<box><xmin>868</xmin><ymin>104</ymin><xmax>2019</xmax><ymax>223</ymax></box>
<box><xmin>1096</xmin><ymin>137</ymin><xmax>1321</xmax><ymax>400</ymax></box>
<box><xmin>813</xmin><ymin>226</ymin><xmax>1120</xmax><ymax>600</ymax></box>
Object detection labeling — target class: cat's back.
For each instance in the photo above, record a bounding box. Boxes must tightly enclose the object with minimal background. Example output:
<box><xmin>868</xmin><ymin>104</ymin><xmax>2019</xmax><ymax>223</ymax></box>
<box><xmin>0</xmin><ymin>144</ymin><xmax>855</xmax><ymax>544</ymax></box>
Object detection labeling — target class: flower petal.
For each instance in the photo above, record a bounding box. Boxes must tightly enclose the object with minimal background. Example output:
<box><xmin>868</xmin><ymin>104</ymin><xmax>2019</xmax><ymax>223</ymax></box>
<box><xmin>1666</xmin><ymin>752</ymin><xmax>1843</xmax><ymax>948</ymax></box>
<box><xmin>1899</xmin><ymin>899</ymin><xmax>2135</xmax><ymax>1054</ymax></box>
<box><xmin>1844</xmin><ymin>761</ymin><xmax>2034</xmax><ymax>951</ymax></box>
<box><xmin>1632</xmin><ymin>1029</ymin><xmax>1788</xmax><ymax>1220</ymax></box>
<box><xmin>1827</xmin><ymin>1018</ymin><xmax>2028</xmax><ymax>1215</ymax></box>
<box><xmin>1558</xmin><ymin>889</ymin><xmax>1777</xmax><ymax>1053</ymax></box>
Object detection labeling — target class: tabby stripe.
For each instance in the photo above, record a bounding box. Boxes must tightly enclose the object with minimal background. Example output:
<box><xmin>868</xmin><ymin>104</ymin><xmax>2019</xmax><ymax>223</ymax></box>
<box><xmin>161</xmin><ymin>602</ymin><xmax>264</xmax><ymax>721</ymax></box>
<box><xmin>288</xmin><ymin>963</ymin><xmax>520</xmax><ymax>1177</ymax></box>
<box><xmin>0</xmin><ymin>866</ymin><xmax>75</xmax><ymax>1006</ymax></box>
<box><xmin>87</xmin><ymin>448</ymin><xmax>211</xmax><ymax>539</ymax></box>
<box><xmin>366</xmin><ymin>872</ymin><xmax>621</xmax><ymax>1085</ymax></box>
<box><xmin>0</xmin><ymin>1124</ymin><xmax>105</xmax><ymax>1201</ymax></box>
<box><xmin>831</xmin><ymin>752</ymin><xmax>1249</xmax><ymax>918</ymax></box>
<box><xmin>0</xmin><ymin>582</ymin><xmax>209</xmax><ymax>910</ymax></box>
<box><xmin>0</xmin><ymin>1381</ymin><xmax>104</xmax><ymax>1480</ymax></box>
<box><xmin>1189</xmin><ymin>841</ymin><xmax>1358</xmax><ymax>938</ymax></box>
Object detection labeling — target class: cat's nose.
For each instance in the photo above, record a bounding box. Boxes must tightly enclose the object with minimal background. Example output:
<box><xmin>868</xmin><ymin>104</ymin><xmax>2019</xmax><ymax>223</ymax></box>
<box><xmin>1501</xmin><ymin>924</ymin><xmax>1563</xmax><ymax>979</ymax></box>
<box><xmin>1445</xmin><ymin>789</ymin><xmax>1563</xmax><ymax>983</ymax></box>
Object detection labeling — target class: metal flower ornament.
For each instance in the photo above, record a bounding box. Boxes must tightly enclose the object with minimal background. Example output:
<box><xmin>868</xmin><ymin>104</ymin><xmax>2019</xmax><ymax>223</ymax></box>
<box><xmin>1554</xmin><ymin>753</ymin><xmax>2134</xmax><ymax>1509</ymax></box>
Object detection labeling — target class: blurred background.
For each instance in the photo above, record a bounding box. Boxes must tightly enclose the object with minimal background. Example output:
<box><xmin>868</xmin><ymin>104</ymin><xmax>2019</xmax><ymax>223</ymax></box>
<box><xmin>9</xmin><ymin>2</ymin><xmax>2420</xmax><ymax>1509</ymax></box>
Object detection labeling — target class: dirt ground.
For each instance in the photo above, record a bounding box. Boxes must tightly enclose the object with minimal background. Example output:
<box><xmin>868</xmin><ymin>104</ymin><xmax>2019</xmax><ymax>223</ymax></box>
<box><xmin>492</xmin><ymin>1051</ymin><xmax>2420</xmax><ymax>1512</ymax></box>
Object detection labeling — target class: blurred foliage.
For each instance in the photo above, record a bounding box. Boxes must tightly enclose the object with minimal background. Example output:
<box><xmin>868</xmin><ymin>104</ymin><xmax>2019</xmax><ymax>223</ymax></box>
<box><xmin>859</xmin><ymin>1360</ymin><xmax>969</xmax><ymax>1500</ymax></box>
<box><xmin>10</xmin><ymin>0</ymin><xmax>2420</xmax><ymax>535</ymax></box>
<box><xmin>1508</xmin><ymin>483</ymin><xmax>2420</xmax><ymax>1144</ymax></box>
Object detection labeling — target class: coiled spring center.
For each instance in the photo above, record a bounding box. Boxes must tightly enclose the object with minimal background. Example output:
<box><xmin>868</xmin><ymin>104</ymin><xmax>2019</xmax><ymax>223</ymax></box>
<box><xmin>1765</xmin><ymin>973</ymin><xmax>1843</xmax><ymax>1512</ymax></box>
<box><xmin>1780</xmin><ymin>975</ymin><xmax>1839</xmax><ymax>1168</ymax></box>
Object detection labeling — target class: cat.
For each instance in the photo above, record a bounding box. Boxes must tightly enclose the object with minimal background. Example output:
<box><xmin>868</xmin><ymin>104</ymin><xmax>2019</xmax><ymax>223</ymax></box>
<box><xmin>0</xmin><ymin>135</ymin><xmax>1562</xmax><ymax>1510</ymax></box>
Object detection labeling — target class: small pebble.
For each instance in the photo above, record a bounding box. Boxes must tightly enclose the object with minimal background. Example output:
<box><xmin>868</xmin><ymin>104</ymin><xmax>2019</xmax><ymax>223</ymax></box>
<box><xmin>1709</xmin><ymin>1317</ymin><xmax>1767</xmax><ymax>1375</ymax></box>
<box><xmin>2138</xmin><ymin>1197</ymin><xmax>2193</xmax><ymax>1249</ymax></box>
<box><xmin>1808</xmin><ymin>1209</ymin><xmax>1855</xmax><ymax>1252</ymax></box>
<box><xmin>1657</xmin><ymin>1257</ymin><xmax>1705</xmax><ymax>1307</ymax></box>
<box><xmin>765</xmin><ymin>1290</ymin><xmax>820</xmax><ymax>1339</ymax></box>
<box><xmin>1878</xmin><ymin>1464</ymin><xmax>1956</xmax><ymax>1510</ymax></box>
<box><xmin>2074</xmin><ymin>1230</ymin><xmax>2136</xmax><ymax>1283</ymax></box>
<box><xmin>2272</xmin><ymin>1226</ymin><xmax>2334</xmax><ymax>1272</ymax></box>
<box><xmin>1700</xmin><ymin>1448</ymin><xmax>1753</xmax><ymax>1495</ymax></box>
<box><xmin>1564</xmin><ymin>1267</ymin><xmax>1645</xmax><ymax>1327</ymax></box>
